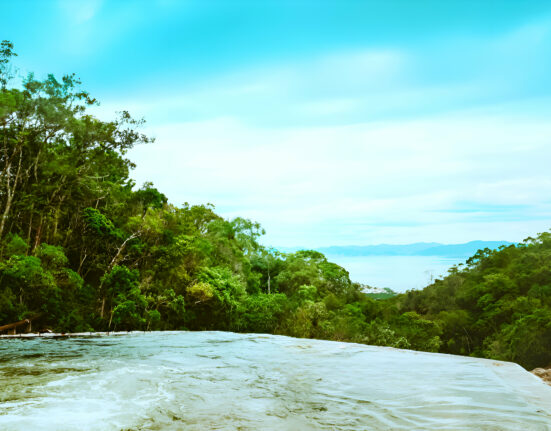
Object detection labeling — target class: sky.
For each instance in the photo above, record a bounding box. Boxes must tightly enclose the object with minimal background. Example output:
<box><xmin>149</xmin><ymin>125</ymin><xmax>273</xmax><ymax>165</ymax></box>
<box><xmin>3</xmin><ymin>0</ymin><xmax>551</xmax><ymax>248</ymax></box>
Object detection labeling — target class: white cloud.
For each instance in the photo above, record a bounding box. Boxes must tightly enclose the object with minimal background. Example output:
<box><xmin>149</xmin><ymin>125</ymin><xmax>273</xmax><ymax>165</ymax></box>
<box><xmin>95</xmin><ymin>18</ymin><xmax>551</xmax><ymax>248</ymax></box>
<box><xmin>97</xmin><ymin>15</ymin><xmax>551</xmax><ymax>130</ymax></box>
<box><xmin>94</xmin><ymin>48</ymin><xmax>410</xmax><ymax>127</ymax></box>
<box><xmin>127</xmin><ymin>108</ymin><xmax>551</xmax><ymax>247</ymax></box>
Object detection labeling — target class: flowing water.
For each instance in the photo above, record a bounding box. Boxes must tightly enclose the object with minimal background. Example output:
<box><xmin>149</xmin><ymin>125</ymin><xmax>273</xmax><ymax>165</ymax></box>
<box><xmin>1</xmin><ymin>331</ymin><xmax>550</xmax><ymax>430</ymax></box>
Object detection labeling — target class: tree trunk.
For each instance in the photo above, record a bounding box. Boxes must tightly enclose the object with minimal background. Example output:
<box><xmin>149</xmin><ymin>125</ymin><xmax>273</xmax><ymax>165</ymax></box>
<box><xmin>108</xmin><ymin>308</ymin><xmax>114</xmax><ymax>329</ymax></box>
<box><xmin>108</xmin><ymin>232</ymin><xmax>139</xmax><ymax>271</ymax></box>
<box><xmin>32</xmin><ymin>215</ymin><xmax>44</xmax><ymax>252</ymax></box>
<box><xmin>0</xmin><ymin>154</ymin><xmax>19</xmax><ymax>239</ymax></box>
<box><xmin>77</xmin><ymin>251</ymin><xmax>87</xmax><ymax>275</ymax></box>
<box><xmin>51</xmin><ymin>199</ymin><xmax>64</xmax><ymax>243</ymax></box>
<box><xmin>26</xmin><ymin>203</ymin><xmax>34</xmax><ymax>247</ymax></box>
<box><xmin>0</xmin><ymin>176</ymin><xmax>11</xmax><ymax>237</ymax></box>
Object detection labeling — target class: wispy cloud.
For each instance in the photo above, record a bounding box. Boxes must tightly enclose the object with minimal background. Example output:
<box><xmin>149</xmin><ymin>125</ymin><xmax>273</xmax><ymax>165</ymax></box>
<box><xmin>98</xmin><ymin>15</ymin><xmax>551</xmax><ymax>132</ymax></box>
<box><xmin>58</xmin><ymin>0</ymin><xmax>103</xmax><ymax>23</ymax></box>
<box><xmin>15</xmin><ymin>2</ymin><xmax>549</xmax><ymax>247</ymax></box>
<box><xmin>127</xmin><ymin>105</ymin><xmax>551</xmax><ymax>247</ymax></box>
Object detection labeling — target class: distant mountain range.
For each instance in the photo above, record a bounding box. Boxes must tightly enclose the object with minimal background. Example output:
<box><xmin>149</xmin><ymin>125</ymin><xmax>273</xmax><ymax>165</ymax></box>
<box><xmin>284</xmin><ymin>241</ymin><xmax>514</xmax><ymax>258</ymax></box>
<box><xmin>318</xmin><ymin>241</ymin><xmax>513</xmax><ymax>257</ymax></box>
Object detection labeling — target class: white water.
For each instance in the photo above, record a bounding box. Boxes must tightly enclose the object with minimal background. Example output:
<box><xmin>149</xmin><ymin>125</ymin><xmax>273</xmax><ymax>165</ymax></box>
<box><xmin>1</xmin><ymin>332</ymin><xmax>550</xmax><ymax>430</ymax></box>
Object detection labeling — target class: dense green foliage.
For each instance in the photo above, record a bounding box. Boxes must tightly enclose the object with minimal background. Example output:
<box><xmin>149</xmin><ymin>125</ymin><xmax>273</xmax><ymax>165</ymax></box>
<box><xmin>1</xmin><ymin>42</ymin><xmax>550</xmax><ymax>370</ymax></box>
<box><xmin>394</xmin><ymin>235</ymin><xmax>551</xmax><ymax>370</ymax></box>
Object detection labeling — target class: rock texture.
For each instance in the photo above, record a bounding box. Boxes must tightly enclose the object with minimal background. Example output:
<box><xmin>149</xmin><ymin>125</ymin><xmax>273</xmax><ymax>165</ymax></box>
<box><xmin>531</xmin><ymin>367</ymin><xmax>551</xmax><ymax>385</ymax></box>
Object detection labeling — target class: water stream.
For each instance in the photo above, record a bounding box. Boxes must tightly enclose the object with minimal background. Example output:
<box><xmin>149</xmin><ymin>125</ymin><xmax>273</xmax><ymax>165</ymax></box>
<box><xmin>1</xmin><ymin>331</ymin><xmax>550</xmax><ymax>430</ymax></box>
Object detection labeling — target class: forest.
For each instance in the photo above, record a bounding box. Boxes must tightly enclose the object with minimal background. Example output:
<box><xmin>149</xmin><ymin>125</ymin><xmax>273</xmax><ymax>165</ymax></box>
<box><xmin>1</xmin><ymin>41</ymin><xmax>550</xmax><ymax>370</ymax></box>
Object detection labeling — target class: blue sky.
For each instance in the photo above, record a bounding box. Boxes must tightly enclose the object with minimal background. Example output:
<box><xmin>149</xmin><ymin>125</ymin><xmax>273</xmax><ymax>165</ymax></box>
<box><xmin>3</xmin><ymin>0</ymin><xmax>551</xmax><ymax>247</ymax></box>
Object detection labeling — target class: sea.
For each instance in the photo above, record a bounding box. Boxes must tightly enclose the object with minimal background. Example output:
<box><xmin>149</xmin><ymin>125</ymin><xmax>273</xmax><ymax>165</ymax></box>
<box><xmin>324</xmin><ymin>254</ymin><xmax>467</xmax><ymax>292</ymax></box>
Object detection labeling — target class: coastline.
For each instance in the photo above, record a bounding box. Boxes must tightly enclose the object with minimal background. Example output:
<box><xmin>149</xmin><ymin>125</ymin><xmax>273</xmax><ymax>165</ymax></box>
<box><xmin>0</xmin><ymin>331</ymin><xmax>149</xmax><ymax>338</ymax></box>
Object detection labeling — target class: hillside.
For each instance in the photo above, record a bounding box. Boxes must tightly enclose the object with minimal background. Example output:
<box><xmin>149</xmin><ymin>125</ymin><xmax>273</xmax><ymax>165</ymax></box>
<box><xmin>392</xmin><ymin>234</ymin><xmax>551</xmax><ymax>369</ymax></box>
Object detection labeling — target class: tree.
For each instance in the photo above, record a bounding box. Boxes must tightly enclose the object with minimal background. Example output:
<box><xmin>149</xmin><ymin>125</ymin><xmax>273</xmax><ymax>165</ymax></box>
<box><xmin>101</xmin><ymin>265</ymin><xmax>146</xmax><ymax>330</ymax></box>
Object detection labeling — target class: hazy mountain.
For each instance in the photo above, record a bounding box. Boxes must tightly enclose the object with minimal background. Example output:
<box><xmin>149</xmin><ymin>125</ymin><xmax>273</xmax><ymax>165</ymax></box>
<box><xmin>315</xmin><ymin>241</ymin><xmax>513</xmax><ymax>257</ymax></box>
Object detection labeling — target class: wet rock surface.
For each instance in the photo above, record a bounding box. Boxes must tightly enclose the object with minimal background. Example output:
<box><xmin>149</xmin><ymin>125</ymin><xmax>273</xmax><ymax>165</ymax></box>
<box><xmin>1</xmin><ymin>331</ymin><xmax>551</xmax><ymax>430</ymax></box>
<box><xmin>532</xmin><ymin>367</ymin><xmax>551</xmax><ymax>385</ymax></box>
